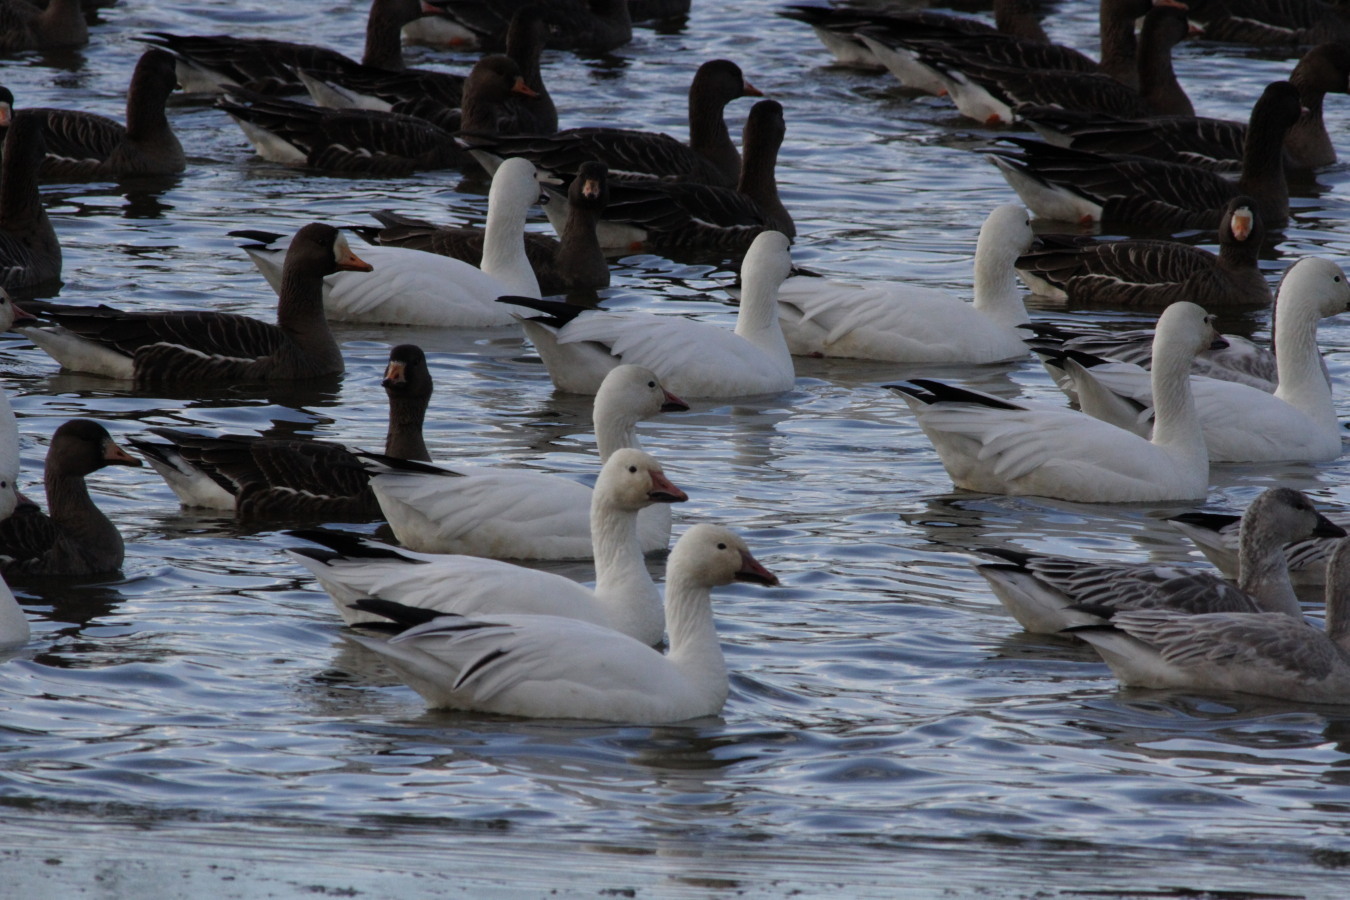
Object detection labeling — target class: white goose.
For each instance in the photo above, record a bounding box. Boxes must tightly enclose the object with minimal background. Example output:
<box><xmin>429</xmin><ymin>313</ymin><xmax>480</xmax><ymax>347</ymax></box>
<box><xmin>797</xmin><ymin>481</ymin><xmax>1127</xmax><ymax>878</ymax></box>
<box><xmin>238</xmin><ymin>157</ymin><xmax>544</xmax><ymax>327</ymax></box>
<box><xmin>1040</xmin><ymin>258</ymin><xmax>1350</xmax><ymax>463</ymax></box>
<box><xmin>361</xmin><ymin>365</ymin><xmax>689</xmax><ymax>559</ymax></box>
<box><xmin>1072</xmin><ymin>536</ymin><xmax>1350</xmax><ymax>705</ymax></box>
<box><xmin>888</xmin><ymin>301</ymin><xmax>1215</xmax><ymax>503</ymax></box>
<box><xmin>508</xmin><ymin>230</ymin><xmax>794</xmax><ymax>397</ymax></box>
<box><xmin>975</xmin><ymin>487</ymin><xmax>1343</xmax><ymax>634</ymax></box>
<box><xmin>775</xmin><ymin>204</ymin><xmax>1036</xmax><ymax>363</ymax></box>
<box><xmin>342</xmin><ymin>524</ymin><xmax>779</xmax><ymax>722</ymax></box>
<box><xmin>288</xmin><ymin>448</ymin><xmax>686</xmax><ymax>645</ymax></box>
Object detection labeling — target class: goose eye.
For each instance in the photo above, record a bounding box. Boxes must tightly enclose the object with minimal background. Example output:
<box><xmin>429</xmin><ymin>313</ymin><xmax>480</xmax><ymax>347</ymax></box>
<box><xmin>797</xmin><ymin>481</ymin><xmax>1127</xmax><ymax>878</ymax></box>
<box><xmin>1336</xmin><ymin>275</ymin><xmax>1343</xmax><ymax>283</ymax></box>
<box><xmin>628</xmin><ymin>465</ymin><xmax>637</xmax><ymax>473</ymax></box>
<box><xmin>647</xmin><ymin>381</ymin><xmax>656</xmax><ymax>388</ymax></box>
<box><xmin>717</xmin><ymin>542</ymin><xmax>727</xmax><ymax>550</ymax></box>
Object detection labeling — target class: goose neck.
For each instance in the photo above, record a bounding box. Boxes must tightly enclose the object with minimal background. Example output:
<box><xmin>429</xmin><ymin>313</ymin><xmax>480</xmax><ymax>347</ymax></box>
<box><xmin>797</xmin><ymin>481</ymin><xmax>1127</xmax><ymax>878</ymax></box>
<box><xmin>1236</xmin><ymin>543</ymin><xmax>1303</xmax><ymax>617</ymax></box>
<box><xmin>45</xmin><ymin>472</ymin><xmax>122</xmax><ymax>564</ymax></box>
<box><xmin>971</xmin><ymin>240</ymin><xmax>1029</xmax><ymax>327</ymax></box>
<box><xmin>555</xmin><ymin>203</ymin><xmax>609</xmax><ymax>293</ymax></box>
<box><xmin>481</xmin><ymin>190</ymin><xmax>536</xmax><ymax>294</ymax></box>
<box><xmin>688</xmin><ymin>88</ymin><xmax>740</xmax><ymax>185</ymax></box>
<box><xmin>593</xmin><ymin>408</ymin><xmax>642</xmax><ymax>463</ymax></box>
<box><xmin>589</xmin><ymin>500</ymin><xmax>651</xmax><ymax>599</ymax></box>
<box><xmin>1098</xmin><ymin>1</ymin><xmax>1140</xmax><ymax>86</ymax></box>
<box><xmin>362</xmin><ymin>0</ymin><xmax>409</xmax><ymax>70</ymax></box>
<box><xmin>1272</xmin><ymin>296</ymin><xmax>1333</xmax><ymax>418</ymax></box>
<box><xmin>385</xmin><ymin>394</ymin><xmax>431</xmax><ymax>462</ymax></box>
<box><xmin>662</xmin><ymin>573</ymin><xmax>727</xmax><ymax>691</ymax></box>
<box><xmin>1136</xmin><ymin>30</ymin><xmax>1191</xmax><ymax>116</ymax></box>
<box><xmin>1148</xmin><ymin>338</ymin><xmax>1206</xmax><ymax>456</ymax></box>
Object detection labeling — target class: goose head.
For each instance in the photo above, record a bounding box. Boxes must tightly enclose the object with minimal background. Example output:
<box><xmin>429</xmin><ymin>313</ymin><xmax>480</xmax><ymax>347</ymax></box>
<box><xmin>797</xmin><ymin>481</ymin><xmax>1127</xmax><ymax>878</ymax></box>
<box><xmin>570</xmin><ymin>160</ymin><xmax>609</xmax><ymax>212</ymax></box>
<box><xmin>1152</xmin><ymin>301</ymin><xmax>1219</xmax><ymax>364</ymax></box>
<box><xmin>381</xmin><ymin>343</ymin><xmax>433</xmax><ymax>403</ymax></box>
<box><xmin>742</xmin><ymin>230</ymin><xmax>793</xmax><ymax>297</ymax></box>
<box><xmin>595</xmin><ymin>448</ymin><xmax>688</xmax><ymax>512</ymax></box>
<box><xmin>287</xmin><ymin>223</ymin><xmax>374</xmax><ymax>280</ymax></box>
<box><xmin>0</xmin><ymin>288</ymin><xmax>36</xmax><ymax>331</ymax></box>
<box><xmin>491</xmin><ymin>156</ymin><xmax>544</xmax><ymax>219</ymax></box>
<box><xmin>1249</xmin><ymin>81</ymin><xmax>1304</xmax><ymax>136</ymax></box>
<box><xmin>49</xmin><ymin>420</ymin><xmax>142</xmax><ymax>478</ymax></box>
<box><xmin>669</xmin><ymin>524</ymin><xmax>779</xmax><ymax>589</ymax></box>
<box><xmin>1239</xmin><ymin>487</ymin><xmax>1346</xmax><ymax>555</ymax></box>
<box><xmin>1220</xmin><ymin>196</ymin><xmax>1259</xmax><ymax>244</ymax></box>
<box><xmin>1276</xmin><ymin>257</ymin><xmax>1350</xmax><ymax>320</ymax></box>
<box><xmin>595</xmin><ymin>365</ymin><xmax>688</xmax><ymax>421</ymax></box>
<box><xmin>134</xmin><ymin>48</ymin><xmax>182</xmax><ymax>108</ymax></box>
<box><xmin>690</xmin><ymin>59</ymin><xmax>763</xmax><ymax>109</ymax></box>
<box><xmin>976</xmin><ymin>203</ymin><xmax>1036</xmax><ymax>265</ymax></box>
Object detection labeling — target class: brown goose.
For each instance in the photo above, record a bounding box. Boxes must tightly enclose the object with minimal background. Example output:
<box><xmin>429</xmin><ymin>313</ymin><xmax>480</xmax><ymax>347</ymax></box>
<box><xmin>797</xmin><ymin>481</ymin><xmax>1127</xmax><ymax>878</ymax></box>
<box><xmin>0</xmin><ymin>114</ymin><xmax>61</xmax><ymax>292</ymax></box>
<box><xmin>368</xmin><ymin>160</ymin><xmax>611</xmax><ymax>294</ymax></box>
<box><xmin>420</xmin><ymin>0</ymin><xmax>631</xmax><ymax>54</ymax></box>
<box><xmin>990</xmin><ymin>81</ymin><xmax>1303</xmax><ymax>230</ymax></box>
<box><xmin>0</xmin><ymin>420</ymin><xmax>140</xmax><ymax>578</ymax></box>
<box><xmin>141</xmin><ymin>0</ymin><xmax>422</xmax><ymax>95</ymax></box>
<box><xmin>1184</xmin><ymin>0</ymin><xmax>1350</xmax><ymax>46</ymax></box>
<box><xmin>557</xmin><ymin>99</ymin><xmax>791</xmax><ymax>252</ymax></box>
<box><xmin>130</xmin><ymin>344</ymin><xmax>434</xmax><ymax>521</ymax></box>
<box><xmin>1015</xmin><ymin>197</ymin><xmax>1271</xmax><ymax>309</ymax></box>
<box><xmin>297</xmin><ymin>5</ymin><xmax>556</xmax><ymax>134</ymax></box>
<box><xmin>15</xmin><ymin>222</ymin><xmax>369</xmax><ymax>384</ymax></box>
<box><xmin>217</xmin><ymin>55</ymin><xmax>538</xmax><ymax>175</ymax></box>
<box><xmin>779</xmin><ymin>0</ymin><xmax>1051</xmax><ymax>71</ymax></box>
<box><xmin>898</xmin><ymin>2</ymin><xmax>1193</xmax><ymax>125</ymax></box>
<box><xmin>0</xmin><ymin>0</ymin><xmax>86</xmax><ymax>53</ymax></box>
<box><xmin>1022</xmin><ymin>42</ymin><xmax>1350</xmax><ymax>171</ymax></box>
<box><xmin>2</xmin><ymin>50</ymin><xmax>185</xmax><ymax>179</ymax></box>
<box><xmin>466</xmin><ymin>59</ymin><xmax>761</xmax><ymax>188</ymax></box>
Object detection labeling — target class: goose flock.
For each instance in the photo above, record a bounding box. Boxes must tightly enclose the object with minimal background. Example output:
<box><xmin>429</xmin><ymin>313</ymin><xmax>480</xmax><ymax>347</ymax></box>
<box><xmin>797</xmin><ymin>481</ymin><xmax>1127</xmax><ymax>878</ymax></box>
<box><xmin>4</xmin><ymin>0</ymin><xmax>1350</xmax><ymax>741</ymax></box>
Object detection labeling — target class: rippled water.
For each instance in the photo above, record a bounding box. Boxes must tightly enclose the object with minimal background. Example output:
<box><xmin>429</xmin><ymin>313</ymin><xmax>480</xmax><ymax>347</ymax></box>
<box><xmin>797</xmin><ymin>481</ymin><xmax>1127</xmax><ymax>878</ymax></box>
<box><xmin>4</xmin><ymin>0</ymin><xmax>1350</xmax><ymax>896</ymax></box>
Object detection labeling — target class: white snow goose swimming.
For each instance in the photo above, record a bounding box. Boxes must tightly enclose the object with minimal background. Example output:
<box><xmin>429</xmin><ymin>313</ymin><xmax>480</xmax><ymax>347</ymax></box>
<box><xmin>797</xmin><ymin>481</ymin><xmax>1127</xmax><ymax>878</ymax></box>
<box><xmin>886</xmin><ymin>301</ymin><xmax>1216</xmax><ymax>503</ymax></box>
<box><xmin>1015</xmin><ymin>196</ymin><xmax>1271</xmax><ymax>309</ymax></box>
<box><xmin>1036</xmin><ymin>257</ymin><xmax>1349</xmax><ymax>463</ymax></box>
<box><xmin>363</xmin><ymin>159</ymin><xmax>609</xmax><ymax>296</ymax></box>
<box><xmin>342</xmin><ymin>523</ymin><xmax>778</xmax><ymax>722</ymax></box>
<box><xmin>466</xmin><ymin>59</ymin><xmax>762</xmax><ymax>188</ymax></box>
<box><xmin>139</xmin><ymin>0</ymin><xmax>423</xmax><ymax>95</ymax></box>
<box><xmin>989</xmin><ymin>80</ymin><xmax>1303</xmax><ymax>230</ymax></box>
<box><xmin>287</xmin><ymin>447</ymin><xmax>688</xmax><ymax>642</ymax></box>
<box><xmin>2</xmin><ymin>50</ymin><xmax>185</xmax><ymax>179</ymax></box>
<box><xmin>775</xmin><ymin>204</ymin><xmax>1037</xmax><ymax>363</ymax></box>
<box><xmin>554</xmin><ymin>99</ymin><xmax>792</xmax><ymax>253</ymax></box>
<box><xmin>1183</xmin><ymin>0</ymin><xmax>1350</xmax><ymax>47</ymax></box>
<box><xmin>975</xmin><ymin>487</ymin><xmax>1344</xmax><ymax>634</ymax></box>
<box><xmin>502</xmin><ymin>229</ymin><xmax>794</xmax><ymax>398</ymax></box>
<box><xmin>0</xmin><ymin>115</ymin><xmax>61</xmax><ymax>293</ymax></box>
<box><xmin>1169</xmin><ymin>504</ymin><xmax>1350</xmax><ymax>589</ymax></box>
<box><xmin>297</xmin><ymin>4</ymin><xmax>557</xmax><ymax>134</ymax></box>
<box><xmin>871</xmin><ymin>1</ymin><xmax>1193</xmax><ymax>127</ymax></box>
<box><xmin>778</xmin><ymin>0</ymin><xmax>1051</xmax><ymax>72</ymax></box>
<box><xmin>216</xmin><ymin>55</ymin><xmax>539</xmax><ymax>176</ymax></box>
<box><xmin>0</xmin><ymin>0</ymin><xmax>86</xmax><ymax>53</ymax></box>
<box><xmin>358</xmin><ymin>364</ymin><xmax>688</xmax><ymax>559</ymax></box>
<box><xmin>16</xmin><ymin>222</ymin><xmax>369</xmax><ymax>384</ymax></box>
<box><xmin>128</xmin><ymin>344</ymin><xmax>433</xmax><ymax>521</ymax></box>
<box><xmin>237</xmin><ymin>161</ymin><xmax>544</xmax><ymax>327</ymax></box>
<box><xmin>418</xmin><ymin>0</ymin><xmax>632</xmax><ymax>54</ymax></box>
<box><xmin>1020</xmin><ymin>42</ymin><xmax>1350</xmax><ymax>172</ymax></box>
<box><xmin>1069</xmin><ymin>535</ymin><xmax>1350</xmax><ymax>705</ymax></box>
<box><xmin>0</xmin><ymin>420</ymin><xmax>141</xmax><ymax>578</ymax></box>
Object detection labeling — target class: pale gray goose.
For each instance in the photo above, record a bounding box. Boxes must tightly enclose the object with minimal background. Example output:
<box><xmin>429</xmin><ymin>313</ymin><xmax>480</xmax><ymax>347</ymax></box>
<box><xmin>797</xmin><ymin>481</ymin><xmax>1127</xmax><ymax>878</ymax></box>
<box><xmin>15</xmin><ymin>223</ymin><xmax>369</xmax><ymax>384</ymax></box>
<box><xmin>217</xmin><ymin>55</ymin><xmax>538</xmax><ymax>176</ymax></box>
<box><xmin>4</xmin><ymin>50</ymin><xmax>185</xmax><ymax>179</ymax></box>
<box><xmin>367</xmin><ymin>160</ymin><xmax>611</xmax><ymax>294</ymax></box>
<box><xmin>0</xmin><ymin>114</ymin><xmax>61</xmax><ymax>292</ymax></box>
<box><xmin>566</xmin><ymin>99</ymin><xmax>792</xmax><ymax>252</ymax></box>
<box><xmin>0</xmin><ymin>0</ymin><xmax>86</xmax><ymax>53</ymax></box>
<box><xmin>1014</xmin><ymin>196</ymin><xmax>1271</xmax><ymax>309</ymax></box>
<box><xmin>0</xmin><ymin>420</ymin><xmax>141</xmax><ymax>578</ymax></box>
<box><xmin>297</xmin><ymin>4</ymin><xmax>555</xmax><ymax>134</ymax></box>
<box><xmin>1071</xmin><ymin>536</ymin><xmax>1350</xmax><ymax>705</ymax></box>
<box><xmin>779</xmin><ymin>0</ymin><xmax>1051</xmax><ymax>69</ymax></box>
<box><xmin>989</xmin><ymin>81</ymin><xmax>1302</xmax><ymax>230</ymax></box>
<box><xmin>465</xmin><ymin>59</ymin><xmax>761</xmax><ymax>188</ymax></box>
<box><xmin>1021</xmin><ymin>42</ymin><xmax>1350</xmax><ymax>171</ymax></box>
<box><xmin>1184</xmin><ymin>0</ymin><xmax>1350</xmax><ymax>46</ymax></box>
<box><xmin>899</xmin><ymin>2</ymin><xmax>1193</xmax><ymax>125</ymax></box>
<box><xmin>129</xmin><ymin>344</ymin><xmax>433</xmax><ymax>521</ymax></box>
<box><xmin>141</xmin><ymin>0</ymin><xmax>422</xmax><ymax>95</ymax></box>
<box><xmin>975</xmin><ymin>488</ymin><xmax>1345</xmax><ymax>634</ymax></box>
<box><xmin>420</xmin><ymin>0</ymin><xmax>631</xmax><ymax>54</ymax></box>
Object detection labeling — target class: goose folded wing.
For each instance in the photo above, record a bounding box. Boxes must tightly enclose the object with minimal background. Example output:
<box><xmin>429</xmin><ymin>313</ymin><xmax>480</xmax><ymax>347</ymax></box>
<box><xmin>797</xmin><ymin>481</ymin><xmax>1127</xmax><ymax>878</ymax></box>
<box><xmin>1111</xmin><ymin>610</ymin><xmax>1339</xmax><ymax>679</ymax></box>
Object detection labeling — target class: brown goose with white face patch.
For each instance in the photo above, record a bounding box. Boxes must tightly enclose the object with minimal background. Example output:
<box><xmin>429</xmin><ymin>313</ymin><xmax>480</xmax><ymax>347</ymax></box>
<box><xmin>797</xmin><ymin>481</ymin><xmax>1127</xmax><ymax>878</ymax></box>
<box><xmin>1015</xmin><ymin>196</ymin><xmax>1271</xmax><ymax>309</ymax></box>
<box><xmin>129</xmin><ymin>345</ymin><xmax>434</xmax><ymax>522</ymax></box>
<box><xmin>466</xmin><ymin>59</ymin><xmax>761</xmax><ymax>188</ymax></box>
<box><xmin>0</xmin><ymin>420</ymin><xmax>141</xmax><ymax>578</ymax></box>
<box><xmin>16</xmin><ymin>223</ymin><xmax>369</xmax><ymax>385</ymax></box>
